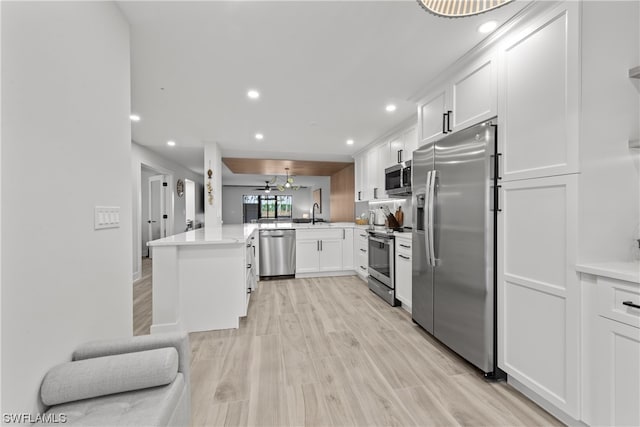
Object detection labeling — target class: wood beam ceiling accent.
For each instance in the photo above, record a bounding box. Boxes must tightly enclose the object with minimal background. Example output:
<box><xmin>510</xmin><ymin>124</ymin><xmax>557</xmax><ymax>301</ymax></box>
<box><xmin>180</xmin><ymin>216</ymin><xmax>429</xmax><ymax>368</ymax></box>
<box><xmin>222</xmin><ymin>158</ymin><xmax>353</xmax><ymax>177</ymax></box>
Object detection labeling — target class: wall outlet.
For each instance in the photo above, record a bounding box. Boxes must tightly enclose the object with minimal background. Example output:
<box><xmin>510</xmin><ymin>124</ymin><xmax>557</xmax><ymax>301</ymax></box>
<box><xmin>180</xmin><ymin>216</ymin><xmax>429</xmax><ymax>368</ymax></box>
<box><xmin>94</xmin><ymin>206</ymin><xmax>120</xmax><ymax>230</ymax></box>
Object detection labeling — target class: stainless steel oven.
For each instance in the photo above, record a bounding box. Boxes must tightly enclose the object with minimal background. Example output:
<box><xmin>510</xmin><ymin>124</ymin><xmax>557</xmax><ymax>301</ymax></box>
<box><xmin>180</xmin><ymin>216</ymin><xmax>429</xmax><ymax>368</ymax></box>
<box><xmin>368</xmin><ymin>232</ymin><xmax>398</xmax><ymax>306</ymax></box>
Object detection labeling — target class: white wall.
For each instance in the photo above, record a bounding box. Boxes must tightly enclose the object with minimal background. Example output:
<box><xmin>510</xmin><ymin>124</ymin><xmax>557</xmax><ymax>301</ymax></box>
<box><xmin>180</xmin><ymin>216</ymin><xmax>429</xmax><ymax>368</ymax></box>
<box><xmin>579</xmin><ymin>0</ymin><xmax>640</xmax><ymax>263</ymax></box>
<box><xmin>1</xmin><ymin>1</ymin><xmax>132</xmax><ymax>415</ymax></box>
<box><xmin>222</xmin><ymin>186</ymin><xmax>313</xmax><ymax>224</ymax></box>
<box><xmin>131</xmin><ymin>142</ymin><xmax>204</xmax><ymax>279</ymax></box>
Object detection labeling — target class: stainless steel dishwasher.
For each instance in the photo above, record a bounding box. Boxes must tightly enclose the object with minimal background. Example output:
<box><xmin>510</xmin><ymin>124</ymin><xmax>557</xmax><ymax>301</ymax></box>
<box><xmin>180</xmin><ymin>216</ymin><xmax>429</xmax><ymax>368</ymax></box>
<box><xmin>259</xmin><ymin>229</ymin><xmax>296</xmax><ymax>278</ymax></box>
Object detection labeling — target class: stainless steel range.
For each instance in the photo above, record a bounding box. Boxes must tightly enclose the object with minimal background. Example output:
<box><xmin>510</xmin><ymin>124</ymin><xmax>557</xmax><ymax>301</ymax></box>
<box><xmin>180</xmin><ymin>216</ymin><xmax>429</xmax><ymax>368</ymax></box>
<box><xmin>368</xmin><ymin>230</ymin><xmax>398</xmax><ymax>306</ymax></box>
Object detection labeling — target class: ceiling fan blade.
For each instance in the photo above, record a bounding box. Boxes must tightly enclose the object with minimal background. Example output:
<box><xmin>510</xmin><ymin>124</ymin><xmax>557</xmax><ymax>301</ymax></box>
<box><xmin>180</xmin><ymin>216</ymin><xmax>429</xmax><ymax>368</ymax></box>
<box><xmin>269</xmin><ymin>176</ymin><xmax>277</xmax><ymax>184</ymax></box>
<box><xmin>277</xmin><ymin>185</ymin><xmax>284</xmax><ymax>191</ymax></box>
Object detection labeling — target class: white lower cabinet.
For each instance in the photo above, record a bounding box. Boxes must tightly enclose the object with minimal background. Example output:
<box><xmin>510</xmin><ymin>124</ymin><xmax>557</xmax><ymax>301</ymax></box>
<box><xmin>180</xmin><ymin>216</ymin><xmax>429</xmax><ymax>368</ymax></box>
<box><xmin>394</xmin><ymin>237</ymin><xmax>412</xmax><ymax>310</ymax></box>
<box><xmin>354</xmin><ymin>229</ymin><xmax>369</xmax><ymax>281</ymax></box>
<box><xmin>584</xmin><ymin>275</ymin><xmax>640</xmax><ymax>427</ymax></box>
<box><xmin>296</xmin><ymin>239</ymin><xmax>322</xmax><ymax>274</ymax></box>
<box><xmin>295</xmin><ymin>228</ymin><xmax>353</xmax><ymax>276</ymax></box>
<box><xmin>498</xmin><ymin>174</ymin><xmax>580</xmax><ymax>418</ymax></box>
<box><xmin>342</xmin><ymin>228</ymin><xmax>354</xmax><ymax>271</ymax></box>
<box><xmin>318</xmin><ymin>239</ymin><xmax>343</xmax><ymax>271</ymax></box>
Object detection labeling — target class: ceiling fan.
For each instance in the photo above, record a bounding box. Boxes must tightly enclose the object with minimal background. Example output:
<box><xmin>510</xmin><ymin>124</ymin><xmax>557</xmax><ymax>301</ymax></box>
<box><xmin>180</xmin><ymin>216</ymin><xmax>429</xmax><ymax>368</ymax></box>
<box><xmin>254</xmin><ymin>176</ymin><xmax>277</xmax><ymax>193</ymax></box>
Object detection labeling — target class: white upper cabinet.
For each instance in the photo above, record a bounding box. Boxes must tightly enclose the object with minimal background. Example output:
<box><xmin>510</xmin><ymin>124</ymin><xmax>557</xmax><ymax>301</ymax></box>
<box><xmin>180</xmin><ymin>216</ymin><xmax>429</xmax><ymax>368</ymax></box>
<box><xmin>418</xmin><ymin>89</ymin><xmax>448</xmax><ymax>146</ymax></box>
<box><xmin>418</xmin><ymin>53</ymin><xmax>497</xmax><ymax>147</ymax></box>
<box><xmin>497</xmin><ymin>2</ymin><xmax>579</xmax><ymax>181</ymax></box>
<box><xmin>450</xmin><ymin>54</ymin><xmax>497</xmax><ymax>131</ymax></box>
<box><xmin>354</xmin><ymin>151</ymin><xmax>366</xmax><ymax>202</ymax></box>
<box><xmin>353</xmin><ymin>120</ymin><xmax>418</xmax><ymax>202</ymax></box>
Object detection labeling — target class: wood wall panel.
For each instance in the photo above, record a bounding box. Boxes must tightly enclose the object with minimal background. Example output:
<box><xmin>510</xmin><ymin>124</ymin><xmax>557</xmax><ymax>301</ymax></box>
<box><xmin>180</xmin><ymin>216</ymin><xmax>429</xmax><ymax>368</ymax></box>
<box><xmin>330</xmin><ymin>164</ymin><xmax>355</xmax><ymax>222</ymax></box>
<box><xmin>223</xmin><ymin>158</ymin><xmax>352</xmax><ymax>177</ymax></box>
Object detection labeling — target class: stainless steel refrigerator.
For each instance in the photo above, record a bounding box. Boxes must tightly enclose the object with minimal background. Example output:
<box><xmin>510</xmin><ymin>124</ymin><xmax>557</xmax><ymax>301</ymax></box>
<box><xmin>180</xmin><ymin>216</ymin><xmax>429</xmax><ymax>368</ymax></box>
<box><xmin>412</xmin><ymin>119</ymin><xmax>504</xmax><ymax>379</ymax></box>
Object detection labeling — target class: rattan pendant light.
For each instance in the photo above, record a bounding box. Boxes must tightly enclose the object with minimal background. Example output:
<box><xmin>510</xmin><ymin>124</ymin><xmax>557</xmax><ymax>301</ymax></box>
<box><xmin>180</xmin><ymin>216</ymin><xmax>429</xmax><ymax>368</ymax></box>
<box><xmin>417</xmin><ymin>0</ymin><xmax>515</xmax><ymax>17</ymax></box>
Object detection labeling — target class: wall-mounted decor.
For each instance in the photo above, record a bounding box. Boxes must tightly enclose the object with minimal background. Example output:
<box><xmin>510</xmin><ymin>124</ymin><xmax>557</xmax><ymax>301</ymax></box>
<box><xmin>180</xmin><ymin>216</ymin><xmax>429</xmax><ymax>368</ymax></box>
<box><xmin>176</xmin><ymin>179</ymin><xmax>184</xmax><ymax>197</ymax></box>
<box><xmin>206</xmin><ymin>168</ymin><xmax>213</xmax><ymax>205</ymax></box>
<box><xmin>313</xmin><ymin>188</ymin><xmax>322</xmax><ymax>213</ymax></box>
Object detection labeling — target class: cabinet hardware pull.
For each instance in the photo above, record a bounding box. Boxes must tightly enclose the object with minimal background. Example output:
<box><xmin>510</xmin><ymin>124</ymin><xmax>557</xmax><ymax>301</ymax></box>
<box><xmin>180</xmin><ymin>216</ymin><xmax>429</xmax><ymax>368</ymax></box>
<box><xmin>360</xmin><ymin>266</ymin><xmax>367</xmax><ymax>270</ymax></box>
<box><xmin>360</xmin><ymin>248</ymin><xmax>367</xmax><ymax>252</ymax></box>
<box><xmin>442</xmin><ymin>113</ymin><xmax>448</xmax><ymax>134</ymax></box>
<box><xmin>490</xmin><ymin>185</ymin><xmax>503</xmax><ymax>212</ymax></box>
<box><xmin>253</xmin><ymin>246</ymin><xmax>255</xmax><ymax>257</ymax></box>
<box><xmin>317</xmin><ymin>240</ymin><xmax>320</xmax><ymax>251</ymax></box>
<box><xmin>399</xmin><ymin>244</ymin><xmax>410</xmax><ymax>248</ymax></box>
<box><xmin>490</xmin><ymin>153</ymin><xmax>503</xmax><ymax>181</ymax></box>
<box><xmin>247</xmin><ymin>243</ymin><xmax>251</xmax><ymax>247</ymax></box>
<box><xmin>247</xmin><ymin>264</ymin><xmax>251</xmax><ymax>269</ymax></box>
<box><xmin>373</xmin><ymin>188</ymin><xmax>378</xmax><ymax>199</ymax></box>
<box><xmin>622</xmin><ymin>301</ymin><xmax>640</xmax><ymax>309</ymax></box>
<box><xmin>343</xmin><ymin>229</ymin><xmax>345</xmax><ymax>239</ymax></box>
<box><xmin>360</xmin><ymin>233</ymin><xmax>367</xmax><ymax>237</ymax></box>
<box><xmin>447</xmin><ymin>110</ymin><xmax>452</xmax><ymax>132</ymax></box>
<box><xmin>399</xmin><ymin>254</ymin><xmax>410</xmax><ymax>260</ymax></box>
<box><xmin>247</xmin><ymin>288</ymin><xmax>252</xmax><ymax>294</ymax></box>
<box><xmin>358</xmin><ymin>191</ymin><xmax>361</xmax><ymax>201</ymax></box>
<box><xmin>320</xmin><ymin>240</ymin><xmax>323</xmax><ymax>251</ymax></box>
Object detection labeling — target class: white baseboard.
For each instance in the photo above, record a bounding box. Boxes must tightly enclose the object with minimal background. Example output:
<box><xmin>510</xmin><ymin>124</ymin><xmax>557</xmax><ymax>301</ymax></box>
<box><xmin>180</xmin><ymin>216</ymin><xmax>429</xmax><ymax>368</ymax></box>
<box><xmin>150</xmin><ymin>321</ymin><xmax>183</xmax><ymax>335</ymax></box>
<box><xmin>508</xmin><ymin>376</ymin><xmax>586</xmax><ymax>427</ymax></box>
<box><xmin>295</xmin><ymin>270</ymin><xmax>356</xmax><ymax>279</ymax></box>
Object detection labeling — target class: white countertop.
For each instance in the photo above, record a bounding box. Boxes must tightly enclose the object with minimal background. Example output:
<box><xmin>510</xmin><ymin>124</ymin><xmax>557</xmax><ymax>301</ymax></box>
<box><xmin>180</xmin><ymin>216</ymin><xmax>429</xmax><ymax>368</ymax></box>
<box><xmin>147</xmin><ymin>225</ymin><xmax>260</xmax><ymax>247</ymax></box>
<box><xmin>147</xmin><ymin>222</ymin><xmax>361</xmax><ymax>247</ymax></box>
<box><xmin>576</xmin><ymin>261</ymin><xmax>640</xmax><ymax>284</ymax></box>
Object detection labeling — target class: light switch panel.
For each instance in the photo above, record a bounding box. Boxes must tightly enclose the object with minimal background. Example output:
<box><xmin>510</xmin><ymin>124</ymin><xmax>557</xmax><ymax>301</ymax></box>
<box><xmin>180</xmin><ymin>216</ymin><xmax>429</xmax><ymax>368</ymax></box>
<box><xmin>95</xmin><ymin>206</ymin><xmax>120</xmax><ymax>230</ymax></box>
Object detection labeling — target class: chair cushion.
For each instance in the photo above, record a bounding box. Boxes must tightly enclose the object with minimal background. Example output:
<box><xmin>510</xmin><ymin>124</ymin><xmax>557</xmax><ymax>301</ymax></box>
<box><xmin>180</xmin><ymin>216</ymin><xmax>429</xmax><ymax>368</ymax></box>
<box><xmin>41</xmin><ymin>347</ymin><xmax>178</xmax><ymax>406</ymax></box>
<box><xmin>41</xmin><ymin>373</ymin><xmax>185</xmax><ymax>426</ymax></box>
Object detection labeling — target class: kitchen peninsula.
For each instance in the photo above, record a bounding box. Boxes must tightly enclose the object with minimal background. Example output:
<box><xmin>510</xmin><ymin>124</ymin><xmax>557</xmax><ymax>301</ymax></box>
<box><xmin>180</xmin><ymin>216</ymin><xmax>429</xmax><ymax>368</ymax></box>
<box><xmin>147</xmin><ymin>222</ymin><xmax>364</xmax><ymax>334</ymax></box>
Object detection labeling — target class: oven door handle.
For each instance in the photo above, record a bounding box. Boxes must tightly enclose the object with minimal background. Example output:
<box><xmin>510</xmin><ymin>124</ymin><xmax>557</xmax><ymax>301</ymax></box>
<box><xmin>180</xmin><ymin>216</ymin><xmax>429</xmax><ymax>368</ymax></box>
<box><xmin>369</xmin><ymin>236</ymin><xmax>391</xmax><ymax>245</ymax></box>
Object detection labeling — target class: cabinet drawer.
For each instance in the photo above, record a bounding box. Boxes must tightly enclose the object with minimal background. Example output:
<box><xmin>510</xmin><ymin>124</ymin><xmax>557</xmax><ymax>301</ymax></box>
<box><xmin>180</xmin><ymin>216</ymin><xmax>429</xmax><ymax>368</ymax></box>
<box><xmin>396</xmin><ymin>239</ymin><xmax>412</xmax><ymax>255</ymax></box>
<box><xmin>357</xmin><ymin>253</ymin><xmax>368</xmax><ymax>273</ymax></box>
<box><xmin>596</xmin><ymin>277</ymin><xmax>640</xmax><ymax>329</ymax></box>
<box><xmin>297</xmin><ymin>228</ymin><xmax>344</xmax><ymax>241</ymax></box>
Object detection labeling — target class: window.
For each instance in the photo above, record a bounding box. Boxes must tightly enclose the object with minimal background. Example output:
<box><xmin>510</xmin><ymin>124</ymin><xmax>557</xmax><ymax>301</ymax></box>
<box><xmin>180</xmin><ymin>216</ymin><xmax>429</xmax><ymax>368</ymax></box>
<box><xmin>242</xmin><ymin>195</ymin><xmax>292</xmax><ymax>223</ymax></box>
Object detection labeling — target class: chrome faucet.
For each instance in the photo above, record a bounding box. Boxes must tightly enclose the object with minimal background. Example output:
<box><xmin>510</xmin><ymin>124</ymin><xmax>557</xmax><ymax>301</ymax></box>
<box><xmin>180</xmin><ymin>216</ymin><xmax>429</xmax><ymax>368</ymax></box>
<box><xmin>312</xmin><ymin>202</ymin><xmax>320</xmax><ymax>225</ymax></box>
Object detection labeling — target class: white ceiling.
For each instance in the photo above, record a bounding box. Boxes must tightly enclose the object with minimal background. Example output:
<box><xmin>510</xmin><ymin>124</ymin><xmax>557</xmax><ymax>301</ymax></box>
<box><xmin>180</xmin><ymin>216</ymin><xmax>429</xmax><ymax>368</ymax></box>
<box><xmin>118</xmin><ymin>0</ymin><xmax>528</xmax><ymax>176</ymax></box>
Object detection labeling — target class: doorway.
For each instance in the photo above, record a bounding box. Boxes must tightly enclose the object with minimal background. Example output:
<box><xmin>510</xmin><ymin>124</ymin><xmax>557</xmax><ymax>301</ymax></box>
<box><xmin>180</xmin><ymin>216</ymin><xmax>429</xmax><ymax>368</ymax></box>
<box><xmin>185</xmin><ymin>178</ymin><xmax>195</xmax><ymax>230</ymax></box>
<box><xmin>141</xmin><ymin>166</ymin><xmax>168</xmax><ymax>258</ymax></box>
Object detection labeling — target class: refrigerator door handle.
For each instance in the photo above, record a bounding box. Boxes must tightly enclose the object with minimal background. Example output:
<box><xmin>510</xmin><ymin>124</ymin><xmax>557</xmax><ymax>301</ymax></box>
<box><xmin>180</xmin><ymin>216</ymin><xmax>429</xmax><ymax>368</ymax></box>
<box><xmin>425</xmin><ymin>171</ymin><xmax>433</xmax><ymax>266</ymax></box>
<box><xmin>428</xmin><ymin>170</ymin><xmax>437</xmax><ymax>266</ymax></box>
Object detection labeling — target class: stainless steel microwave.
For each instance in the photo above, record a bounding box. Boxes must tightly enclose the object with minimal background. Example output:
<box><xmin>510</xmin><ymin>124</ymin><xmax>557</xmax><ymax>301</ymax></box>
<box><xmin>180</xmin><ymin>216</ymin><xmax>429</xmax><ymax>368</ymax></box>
<box><xmin>384</xmin><ymin>160</ymin><xmax>411</xmax><ymax>196</ymax></box>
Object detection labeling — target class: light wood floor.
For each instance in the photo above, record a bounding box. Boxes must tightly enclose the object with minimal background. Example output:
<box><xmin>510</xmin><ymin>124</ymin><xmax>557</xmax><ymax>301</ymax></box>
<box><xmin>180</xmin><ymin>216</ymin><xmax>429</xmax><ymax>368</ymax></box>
<box><xmin>133</xmin><ymin>257</ymin><xmax>152</xmax><ymax>336</ymax></box>
<box><xmin>133</xmin><ymin>263</ymin><xmax>562</xmax><ymax>426</ymax></box>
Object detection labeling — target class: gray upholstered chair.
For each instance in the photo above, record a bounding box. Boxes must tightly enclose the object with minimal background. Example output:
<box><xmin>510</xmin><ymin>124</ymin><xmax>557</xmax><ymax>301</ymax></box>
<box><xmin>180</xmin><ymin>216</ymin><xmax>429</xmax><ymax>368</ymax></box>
<box><xmin>39</xmin><ymin>332</ymin><xmax>191</xmax><ymax>426</ymax></box>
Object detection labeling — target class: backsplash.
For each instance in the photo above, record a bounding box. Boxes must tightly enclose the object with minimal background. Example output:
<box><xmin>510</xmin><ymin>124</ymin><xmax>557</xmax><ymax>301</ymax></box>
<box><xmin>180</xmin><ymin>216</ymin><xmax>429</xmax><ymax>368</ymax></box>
<box><xmin>367</xmin><ymin>197</ymin><xmax>413</xmax><ymax>228</ymax></box>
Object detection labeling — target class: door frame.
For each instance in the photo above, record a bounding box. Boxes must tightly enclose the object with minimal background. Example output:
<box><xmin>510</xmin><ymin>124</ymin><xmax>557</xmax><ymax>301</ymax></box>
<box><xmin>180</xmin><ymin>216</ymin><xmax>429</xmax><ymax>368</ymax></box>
<box><xmin>147</xmin><ymin>174</ymin><xmax>167</xmax><ymax>258</ymax></box>
<box><xmin>134</xmin><ymin>161</ymin><xmax>174</xmax><ymax>281</ymax></box>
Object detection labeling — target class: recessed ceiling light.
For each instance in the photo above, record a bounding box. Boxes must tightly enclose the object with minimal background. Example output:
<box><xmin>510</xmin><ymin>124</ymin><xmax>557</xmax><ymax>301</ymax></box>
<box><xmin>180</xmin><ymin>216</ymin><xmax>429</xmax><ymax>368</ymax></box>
<box><xmin>247</xmin><ymin>90</ymin><xmax>260</xmax><ymax>99</ymax></box>
<box><xmin>478</xmin><ymin>21</ymin><xmax>498</xmax><ymax>34</ymax></box>
<box><xmin>346</xmin><ymin>139</ymin><xmax>354</xmax><ymax>145</ymax></box>
<box><xmin>130</xmin><ymin>114</ymin><xmax>141</xmax><ymax>122</ymax></box>
<box><xmin>385</xmin><ymin>104</ymin><xmax>397</xmax><ymax>112</ymax></box>
<box><xmin>167</xmin><ymin>140</ymin><xmax>176</xmax><ymax>147</ymax></box>
<box><xmin>255</xmin><ymin>133</ymin><xmax>264</xmax><ymax>140</ymax></box>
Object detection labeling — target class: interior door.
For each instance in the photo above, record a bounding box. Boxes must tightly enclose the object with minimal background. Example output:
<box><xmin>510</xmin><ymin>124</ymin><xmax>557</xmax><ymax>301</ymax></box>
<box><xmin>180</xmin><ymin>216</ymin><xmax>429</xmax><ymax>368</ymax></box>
<box><xmin>147</xmin><ymin>175</ymin><xmax>166</xmax><ymax>257</ymax></box>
